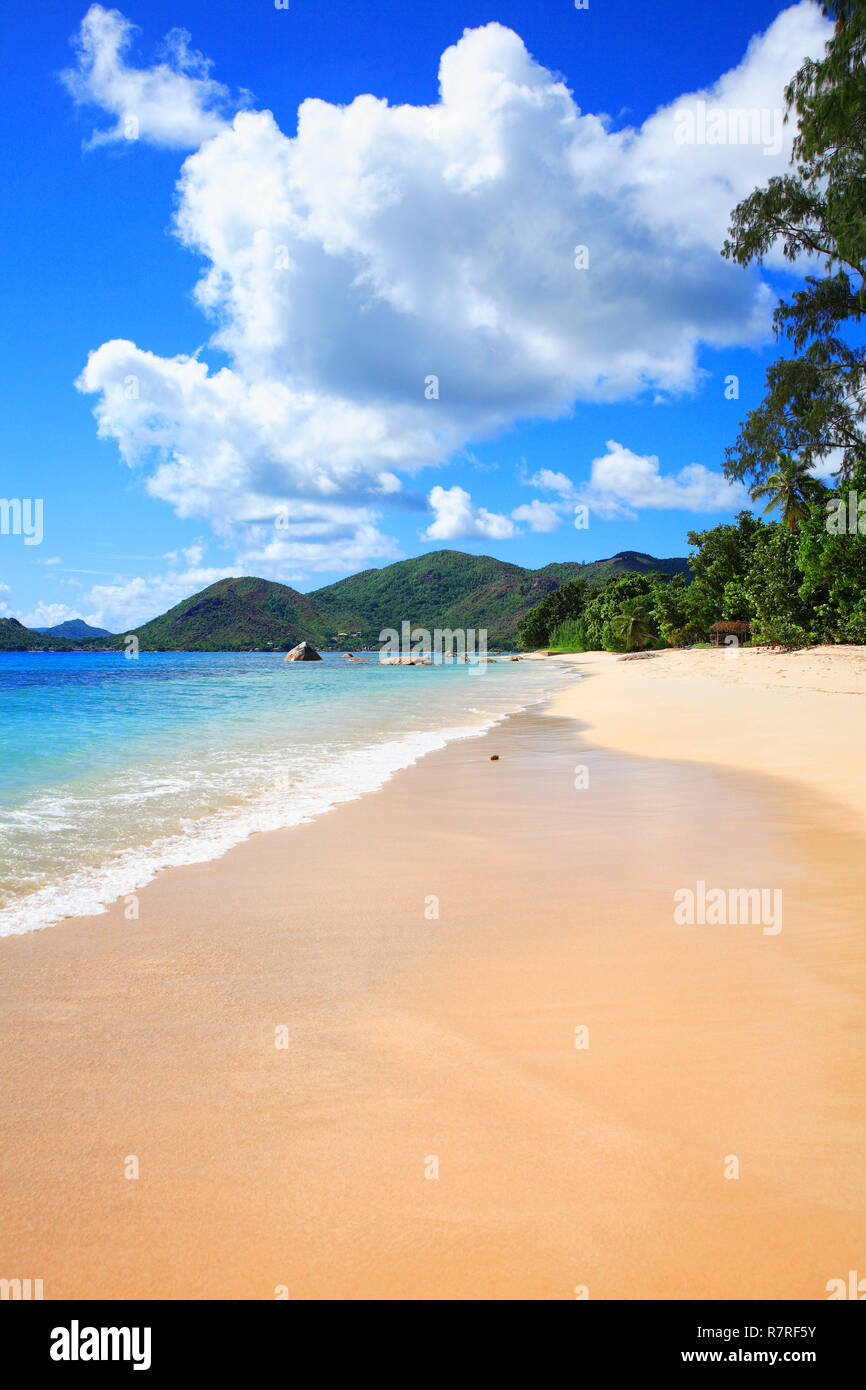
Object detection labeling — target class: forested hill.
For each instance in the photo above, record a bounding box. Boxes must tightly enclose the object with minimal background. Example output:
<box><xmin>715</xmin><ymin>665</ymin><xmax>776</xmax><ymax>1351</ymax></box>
<box><xmin>102</xmin><ymin>577</ymin><xmax>332</xmax><ymax>653</ymax></box>
<box><xmin>2</xmin><ymin>550</ymin><xmax>690</xmax><ymax>653</ymax></box>
<box><xmin>0</xmin><ymin>619</ymin><xmax>76</xmax><ymax>651</ymax></box>
<box><xmin>309</xmin><ymin>549</ymin><xmax>689</xmax><ymax>647</ymax></box>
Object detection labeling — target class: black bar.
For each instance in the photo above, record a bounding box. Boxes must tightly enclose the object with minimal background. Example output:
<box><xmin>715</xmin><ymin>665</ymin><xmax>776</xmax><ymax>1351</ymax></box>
<box><xmin>5</xmin><ymin>1299</ymin><xmax>861</xmax><ymax>1375</ymax></box>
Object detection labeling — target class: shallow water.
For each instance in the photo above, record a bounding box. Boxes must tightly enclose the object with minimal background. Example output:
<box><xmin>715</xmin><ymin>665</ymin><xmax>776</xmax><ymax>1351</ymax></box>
<box><xmin>0</xmin><ymin>651</ymin><xmax>569</xmax><ymax>935</ymax></box>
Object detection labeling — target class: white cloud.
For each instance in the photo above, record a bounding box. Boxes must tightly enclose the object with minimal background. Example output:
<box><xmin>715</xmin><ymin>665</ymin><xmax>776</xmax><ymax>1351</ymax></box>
<box><xmin>630</xmin><ymin>2</ymin><xmax>829</xmax><ymax>263</ymax></box>
<box><xmin>525</xmin><ymin>469</ymin><xmax>578</xmax><ymax>499</ymax></box>
<box><xmin>510</xmin><ymin>499</ymin><xmax>563</xmax><ymax>533</ymax></box>
<box><xmin>424</xmin><ymin>486</ymin><xmax>515</xmax><ymax>541</ymax></box>
<box><xmin>63</xmin><ymin>5</ymin><xmax>239</xmax><ymax>149</ymax></box>
<box><xmin>17</xmin><ymin>602</ymin><xmax>81</xmax><ymax>629</ymax></box>
<box><xmin>70</xmin><ymin>5</ymin><xmax>829</xmax><ymax>571</ymax></box>
<box><xmin>812</xmin><ymin>447</ymin><xmax>844</xmax><ymax>480</ymax></box>
<box><xmin>78</xmin><ymin>339</ymin><xmax>416</xmax><ymax>569</ymax></box>
<box><xmin>82</xmin><ymin>566</ymin><xmax>240</xmax><ymax>630</ymax></box>
<box><xmin>164</xmin><ymin>541</ymin><xmax>206</xmax><ymax>567</ymax></box>
<box><xmin>579</xmin><ymin>440</ymin><xmax>749</xmax><ymax>519</ymax></box>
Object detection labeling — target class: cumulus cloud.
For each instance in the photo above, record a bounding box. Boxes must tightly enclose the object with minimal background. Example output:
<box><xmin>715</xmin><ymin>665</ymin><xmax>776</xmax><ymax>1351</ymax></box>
<box><xmin>579</xmin><ymin>440</ymin><xmax>749</xmax><ymax>519</ymax></box>
<box><xmin>524</xmin><ymin>468</ymin><xmax>579</xmax><ymax>499</ymax></box>
<box><xmin>17</xmin><ymin>602</ymin><xmax>81</xmax><ymax>628</ymax></box>
<box><xmin>83</xmin><ymin>566</ymin><xmax>240</xmax><ymax>630</ymax></box>
<box><xmin>164</xmin><ymin>541</ymin><xmax>206</xmax><ymax>567</ymax></box>
<box><xmin>69</xmin><ymin>5</ymin><xmax>829</xmax><ymax>571</ymax></box>
<box><xmin>510</xmin><ymin>499</ymin><xmax>564</xmax><ymax>533</ymax></box>
<box><xmin>630</xmin><ymin>1</ymin><xmax>829</xmax><ymax>262</ymax></box>
<box><xmin>424</xmin><ymin>486</ymin><xmax>515</xmax><ymax>541</ymax></box>
<box><xmin>15</xmin><ymin>570</ymin><xmax>234</xmax><ymax>632</ymax></box>
<box><xmin>62</xmin><ymin>5</ymin><xmax>241</xmax><ymax>149</ymax></box>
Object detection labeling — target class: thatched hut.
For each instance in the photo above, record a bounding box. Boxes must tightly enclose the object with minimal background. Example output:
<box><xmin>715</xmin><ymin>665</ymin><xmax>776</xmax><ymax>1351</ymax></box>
<box><xmin>709</xmin><ymin>620</ymin><xmax>752</xmax><ymax>647</ymax></box>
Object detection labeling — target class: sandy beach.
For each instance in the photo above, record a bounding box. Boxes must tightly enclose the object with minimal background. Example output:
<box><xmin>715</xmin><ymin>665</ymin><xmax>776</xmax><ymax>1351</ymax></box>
<box><xmin>552</xmin><ymin>645</ymin><xmax>866</xmax><ymax>835</ymax></box>
<box><xmin>1</xmin><ymin>648</ymin><xmax>865</xmax><ymax>1300</ymax></box>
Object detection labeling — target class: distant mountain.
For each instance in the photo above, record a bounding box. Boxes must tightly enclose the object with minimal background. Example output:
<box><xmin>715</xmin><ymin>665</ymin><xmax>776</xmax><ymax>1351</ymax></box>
<box><xmin>35</xmin><ymin>619</ymin><xmax>113</xmax><ymax>640</ymax></box>
<box><xmin>106</xmin><ymin>576</ymin><xmax>331</xmax><ymax>652</ymax></box>
<box><xmin>0</xmin><ymin>618</ymin><xmax>76</xmax><ymax>651</ymax></box>
<box><xmin>543</xmin><ymin>550</ymin><xmax>691</xmax><ymax>584</ymax></box>
<box><xmin>310</xmin><ymin>549</ymin><xmax>691</xmax><ymax>646</ymax></box>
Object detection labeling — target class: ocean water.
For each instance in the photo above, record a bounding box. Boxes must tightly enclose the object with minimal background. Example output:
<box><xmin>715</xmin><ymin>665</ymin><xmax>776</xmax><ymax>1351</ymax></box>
<box><xmin>0</xmin><ymin>651</ymin><xmax>568</xmax><ymax>936</ymax></box>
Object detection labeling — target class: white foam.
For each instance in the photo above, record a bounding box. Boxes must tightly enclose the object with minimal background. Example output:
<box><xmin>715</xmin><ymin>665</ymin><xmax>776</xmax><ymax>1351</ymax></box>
<box><xmin>0</xmin><ymin>714</ymin><xmax>506</xmax><ymax>937</ymax></box>
<box><xmin>0</xmin><ymin>658</ymin><xmax>572</xmax><ymax>939</ymax></box>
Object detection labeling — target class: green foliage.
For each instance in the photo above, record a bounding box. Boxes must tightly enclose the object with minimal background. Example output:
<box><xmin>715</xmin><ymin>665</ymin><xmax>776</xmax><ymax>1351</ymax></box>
<box><xmin>750</xmin><ymin>452</ymin><xmax>827</xmax><ymax>531</ymax></box>
<box><xmin>518</xmin><ymin>481</ymin><xmax>866</xmax><ymax>650</ymax></box>
<box><xmin>579</xmin><ymin>573</ymin><xmax>667</xmax><ymax>651</ymax></box>
<box><xmin>547</xmin><ymin>617</ymin><xmax>592</xmax><ymax>651</ymax></box>
<box><xmin>722</xmin><ymin>2</ymin><xmax>866</xmax><ymax>485</ymax></box>
<box><xmin>611</xmin><ymin>598</ymin><xmax>656</xmax><ymax>651</ymax></box>
<box><xmin>316</xmin><ymin>549</ymin><xmax>689</xmax><ymax>649</ymax></box>
<box><xmin>0</xmin><ymin>550</ymin><xmax>684</xmax><ymax>656</ymax></box>
<box><xmin>744</xmin><ymin>524</ymin><xmax>816</xmax><ymax>644</ymax></box>
<box><xmin>797</xmin><ymin>457</ymin><xmax>866</xmax><ymax>640</ymax></box>
<box><xmin>0</xmin><ymin>619</ymin><xmax>76</xmax><ymax>652</ymax></box>
<box><xmin>686</xmin><ymin>512</ymin><xmax>764</xmax><ymax>607</ymax></box>
<box><xmin>517</xmin><ymin>577</ymin><xmax>590</xmax><ymax>649</ymax></box>
<box><xmin>651</xmin><ymin>575</ymin><xmax>696</xmax><ymax>646</ymax></box>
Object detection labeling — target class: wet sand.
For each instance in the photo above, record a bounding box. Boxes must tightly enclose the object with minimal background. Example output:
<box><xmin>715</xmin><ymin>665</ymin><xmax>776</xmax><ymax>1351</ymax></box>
<box><xmin>1</xmin><ymin>691</ymin><xmax>864</xmax><ymax>1299</ymax></box>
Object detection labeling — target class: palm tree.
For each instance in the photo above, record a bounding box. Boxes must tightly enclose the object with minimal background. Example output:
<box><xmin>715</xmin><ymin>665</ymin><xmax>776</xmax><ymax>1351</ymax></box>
<box><xmin>612</xmin><ymin>599</ymin><xmax>655</xmax><ymax>651</ymax></box>
<box><xmin>750</xmin><ymin>452</ymin><xmax>818</xmax><ymax>532</ymax></box>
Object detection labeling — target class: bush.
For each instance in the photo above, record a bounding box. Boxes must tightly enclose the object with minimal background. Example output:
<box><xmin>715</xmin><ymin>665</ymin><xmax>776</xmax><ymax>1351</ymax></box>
<box><xmin>547</xmin><ymin>617</ymin><xmax>592</xmax><ymax>651</ymax></box>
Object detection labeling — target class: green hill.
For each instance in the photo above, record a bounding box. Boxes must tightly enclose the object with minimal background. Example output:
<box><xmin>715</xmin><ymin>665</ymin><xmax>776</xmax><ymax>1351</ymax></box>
<box><xmin>0</xmin><ymin>619</ymin><xmax>76</xmax><ymax>651</ymax></box>
<box><xmin>538</xmin><ymin>550</ymin><xmax>691</xmax><ymax>585</ymax></box>
<box><xmin>1</xmin><ymin>550</ymin><xmax>690</xmax><ymax>654</ymax></box>
<box><xmin>35</xmin><ymin>619</ymin><xmax>113</xmax><ymax>640</ymax></box>
<box><xmin>106</xmin><ymin>576</ymin><xmax>331</xmax><ymax>652</ymax></box>
<box><xmin>310</xmin><ymin>549</ymin><xmax>690</xmax><ymax>647</ymax></box>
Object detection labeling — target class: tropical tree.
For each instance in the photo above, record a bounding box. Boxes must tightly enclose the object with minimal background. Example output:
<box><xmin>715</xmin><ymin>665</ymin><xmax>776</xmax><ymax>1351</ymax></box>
<box><xmin>797</xmin><ymin>456</ymin><xmax>866</xmax><ymax>641</ymax></box>
<box><xmin>722</xmin><ymin>1</ymin><xmax>866</xmax><ymax>487</ymax></box>
<box><xmin>611</xmin><ymin>599</ymin><xmax>655</xmax><ymax>651</ymax></box>
<box><xmin>749</xmin><ymin>452</ymin><xmax>822</xmax><ymax>531</ymax></box>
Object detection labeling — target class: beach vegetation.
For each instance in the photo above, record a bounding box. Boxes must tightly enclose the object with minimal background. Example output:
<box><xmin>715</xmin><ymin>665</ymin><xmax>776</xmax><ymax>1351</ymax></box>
<box><xmin>722</xmin><ymin>0</ymin><xmax>866</xmax><ymax>490</ymax></box>
<box><xmin>610</xmin><ymin>599</ymin><xmax>656</xmax><ymax>651</ymax></box>
<box><xmin>519</xmin><ymin>481</ymin><xmax>866</xmax><ymax>650</ymax></box>
<box><xmin>750</xmin><ymin>452</ymin><xmax>823</xmax><ymax>531</ymax></box>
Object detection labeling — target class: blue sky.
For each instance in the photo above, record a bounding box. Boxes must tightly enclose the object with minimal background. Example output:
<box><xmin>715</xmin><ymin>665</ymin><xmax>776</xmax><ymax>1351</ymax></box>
<box><xmin>0</xmin><ymin>0</ymin><xmax>832</xmax><ymax>630</ymax></box>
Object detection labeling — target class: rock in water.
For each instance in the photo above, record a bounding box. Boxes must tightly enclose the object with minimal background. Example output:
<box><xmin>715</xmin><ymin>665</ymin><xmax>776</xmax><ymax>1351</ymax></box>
<box><xmin>284</xmin><ymin>641</ymin><xmax>322</xmax><ymax>662</ymax></box>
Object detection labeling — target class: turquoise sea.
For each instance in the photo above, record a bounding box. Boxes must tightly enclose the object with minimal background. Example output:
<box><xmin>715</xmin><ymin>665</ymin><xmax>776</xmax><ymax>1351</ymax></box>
<box><xmin>0</xmin><ymin>651</ymin><xmax>567</xmax><ymax>935</ymax></box>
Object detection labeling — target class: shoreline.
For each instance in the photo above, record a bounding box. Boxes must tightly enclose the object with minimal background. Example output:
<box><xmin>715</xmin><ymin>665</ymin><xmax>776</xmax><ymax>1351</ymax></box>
<box><xmin>0</xmin><ymin>666</ymin><xmax>570</xmax><ymax>940</ymax></box>
<box><xmin>1</xmin><ymin>650</ymin><xmax>865</xmax><ymax>1298</ymax></box>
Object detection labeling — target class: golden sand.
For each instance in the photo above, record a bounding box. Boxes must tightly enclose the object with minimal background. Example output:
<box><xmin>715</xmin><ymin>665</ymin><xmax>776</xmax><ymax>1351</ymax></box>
<box><xmin>1</xmin><ymin>650</ymin><xmax>864</xmax><ymax>1299</ymax></box>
